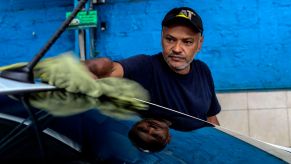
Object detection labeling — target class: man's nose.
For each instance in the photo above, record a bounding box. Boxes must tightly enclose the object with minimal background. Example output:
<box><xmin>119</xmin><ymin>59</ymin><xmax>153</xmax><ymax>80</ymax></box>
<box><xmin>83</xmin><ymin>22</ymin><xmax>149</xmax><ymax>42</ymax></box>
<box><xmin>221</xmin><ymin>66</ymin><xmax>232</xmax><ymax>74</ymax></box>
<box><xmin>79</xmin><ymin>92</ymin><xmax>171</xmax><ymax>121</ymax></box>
<box><xmin>172</xmin><ymin>42</ymin><xmax>182</xmax><ymax>53</ymax></box>
<box><xmin>148</xmin><ymin>127</ymin><xmax>156</xmax><ymax>134</ymax></box>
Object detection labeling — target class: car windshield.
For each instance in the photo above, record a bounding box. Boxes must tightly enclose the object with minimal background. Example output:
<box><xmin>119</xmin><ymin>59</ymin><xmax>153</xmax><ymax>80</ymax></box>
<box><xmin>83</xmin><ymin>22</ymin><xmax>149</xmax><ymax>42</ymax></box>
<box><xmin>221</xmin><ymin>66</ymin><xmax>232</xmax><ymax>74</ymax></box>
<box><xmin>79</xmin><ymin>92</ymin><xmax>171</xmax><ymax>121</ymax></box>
<box><xmin>0</xmin><ymin>90</ymin><xmax>290</xmax><ymax>163</ymax></box>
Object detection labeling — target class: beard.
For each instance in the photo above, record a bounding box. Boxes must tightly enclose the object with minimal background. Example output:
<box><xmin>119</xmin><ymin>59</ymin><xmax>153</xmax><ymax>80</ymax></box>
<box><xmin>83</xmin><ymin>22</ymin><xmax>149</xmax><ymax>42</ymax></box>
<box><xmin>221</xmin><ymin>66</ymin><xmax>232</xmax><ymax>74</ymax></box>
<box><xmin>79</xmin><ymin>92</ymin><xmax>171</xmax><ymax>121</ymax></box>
<box><xmin>163</xmin><ymin>52</ymin><xmax>194</xmax><ymax>71</ymax></box>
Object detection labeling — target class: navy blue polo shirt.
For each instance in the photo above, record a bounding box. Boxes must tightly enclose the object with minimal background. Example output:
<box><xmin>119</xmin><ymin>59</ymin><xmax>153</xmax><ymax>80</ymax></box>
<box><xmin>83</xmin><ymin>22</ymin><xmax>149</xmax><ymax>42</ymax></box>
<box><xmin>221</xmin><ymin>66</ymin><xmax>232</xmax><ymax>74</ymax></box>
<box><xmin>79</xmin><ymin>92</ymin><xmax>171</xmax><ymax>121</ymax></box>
<box><xmin>118</xmin><ymin>53</ymin><xmax>221</xmax><ymax>121</ymax></box>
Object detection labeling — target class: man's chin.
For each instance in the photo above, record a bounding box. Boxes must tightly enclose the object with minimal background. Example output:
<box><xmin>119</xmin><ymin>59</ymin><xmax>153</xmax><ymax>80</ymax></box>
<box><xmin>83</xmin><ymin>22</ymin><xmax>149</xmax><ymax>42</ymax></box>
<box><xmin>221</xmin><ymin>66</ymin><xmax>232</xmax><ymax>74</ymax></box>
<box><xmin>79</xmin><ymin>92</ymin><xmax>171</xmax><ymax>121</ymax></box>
<box><xmin>165</xmin><ymin>59</ymin><xmax>189</xmax><ymax>72</ymax></box>
<box><xmin>167</xmin><ymin>61</ymin><xmax>181</xmax><ymax>68</ymax></box>
<box><xmin>170</xmin><ymin>64</ymin><xmax>188</xmax><ymax>71</ymax></box>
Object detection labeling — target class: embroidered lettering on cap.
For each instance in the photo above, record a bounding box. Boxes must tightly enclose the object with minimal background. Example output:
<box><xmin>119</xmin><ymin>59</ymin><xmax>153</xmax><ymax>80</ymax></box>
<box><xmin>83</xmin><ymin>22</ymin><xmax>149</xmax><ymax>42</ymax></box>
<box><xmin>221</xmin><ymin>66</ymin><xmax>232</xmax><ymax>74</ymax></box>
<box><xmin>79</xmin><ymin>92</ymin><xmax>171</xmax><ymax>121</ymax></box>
<box><xmin>176</xmin><ymin>9</ymin><xmax>195</xmax><ymax>20</ymax></box>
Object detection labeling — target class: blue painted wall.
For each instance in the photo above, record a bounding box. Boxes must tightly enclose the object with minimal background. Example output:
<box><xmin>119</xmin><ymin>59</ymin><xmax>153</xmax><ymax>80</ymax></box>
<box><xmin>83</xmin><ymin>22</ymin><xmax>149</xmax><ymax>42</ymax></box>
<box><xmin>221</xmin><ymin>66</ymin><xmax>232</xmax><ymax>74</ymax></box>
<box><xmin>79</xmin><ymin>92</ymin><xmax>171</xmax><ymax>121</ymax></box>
<box><xmin>94</xmin><ymin>0</ymin><xmax>291</xmax><ymax>91</ymax></box>
<box><xmin>1</xmin><ymin>0</ymin><xmax>291</xmax><ymax>91</ymax></box>
<box><xmin>0</xmin><ymin>0</ymin><xmax>74</xmax><ymax>65</ymax></box>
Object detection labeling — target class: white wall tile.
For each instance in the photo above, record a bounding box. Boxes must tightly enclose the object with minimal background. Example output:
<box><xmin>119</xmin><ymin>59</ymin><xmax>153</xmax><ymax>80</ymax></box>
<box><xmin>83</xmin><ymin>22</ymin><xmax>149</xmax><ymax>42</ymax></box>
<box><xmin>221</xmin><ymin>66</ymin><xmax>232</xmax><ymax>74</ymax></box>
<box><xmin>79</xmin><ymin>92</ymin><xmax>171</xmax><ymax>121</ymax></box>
<box><xmin>217</xmin><ymin>110</ymin><xmax>249</xmax><ymax>136</ymax></box>
<box><xmin>249</xmin><ymin>108</ymin><xmax>289</xmax><ymax>147</ymax></box>
<box><xmin>248</xmin><ymin>91</ymin><xmax>287</xmax><ymax>109</ymax></box>
<box><xmin>288</xmin><ymin>108</ymin><xmax>291</xmax><ymax>146</ymax></box>
<box><xmin>287</xmin><ymin>91</ymin><xmax>291</xmax><ymax>108</ymax></box>
<box><xmin>217</xmin><ymin>92</ymin><xmax>247</xmax><ymax>110</ymax></box>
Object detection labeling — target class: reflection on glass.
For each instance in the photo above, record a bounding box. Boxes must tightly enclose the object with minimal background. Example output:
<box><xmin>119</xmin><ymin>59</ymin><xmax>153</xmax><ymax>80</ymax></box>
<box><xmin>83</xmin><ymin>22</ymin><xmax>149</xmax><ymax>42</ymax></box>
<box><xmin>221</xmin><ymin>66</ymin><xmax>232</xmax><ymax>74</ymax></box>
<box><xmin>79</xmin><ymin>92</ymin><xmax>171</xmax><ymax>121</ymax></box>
<box><xmin>127</xmin><ymin>111</ymin><xmax>214</xmax><ymax>152</ymax></box>
<box><xmin>128</xmin><ymin>118</ymin><xmax>171</xmax><ymax>152</ymax></box>
<box><xmin>1</xmin><ymin>91</ymin><xmax>289</xmax><ymax>162</ymax></box>
<box><xmin>28</xmin><ymin>90</ymin><xmax>148</xmax><ymax>120</ymax></box>
<box><xmin>27</xmin><ymin>90</ymin><xmax>213</xmax><ymax>154</ymax></box>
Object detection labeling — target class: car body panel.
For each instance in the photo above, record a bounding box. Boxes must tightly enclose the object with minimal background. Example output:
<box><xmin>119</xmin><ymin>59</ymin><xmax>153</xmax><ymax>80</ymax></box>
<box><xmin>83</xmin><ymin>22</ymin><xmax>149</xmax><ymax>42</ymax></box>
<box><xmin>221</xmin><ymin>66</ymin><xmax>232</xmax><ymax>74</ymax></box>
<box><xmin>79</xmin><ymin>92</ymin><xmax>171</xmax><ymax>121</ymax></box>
<box><xmin>0</xmin><ymin>90</ymin><xmax>290</xmax><ymax>163</ymax></box>
<box><xmin>0</xmin><ymin>77</ymin><xmax>57</xmax><ymax>95</ymax></box>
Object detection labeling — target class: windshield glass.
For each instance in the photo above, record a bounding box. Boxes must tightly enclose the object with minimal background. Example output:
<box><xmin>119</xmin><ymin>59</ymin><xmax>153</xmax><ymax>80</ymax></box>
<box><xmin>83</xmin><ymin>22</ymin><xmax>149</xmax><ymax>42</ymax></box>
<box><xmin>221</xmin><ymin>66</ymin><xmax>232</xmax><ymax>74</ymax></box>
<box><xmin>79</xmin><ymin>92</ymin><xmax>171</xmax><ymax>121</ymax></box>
<box><xmin>0</xmin><ymin>90</ymin><xmax>290</xmax><ymax>163</ymax></box>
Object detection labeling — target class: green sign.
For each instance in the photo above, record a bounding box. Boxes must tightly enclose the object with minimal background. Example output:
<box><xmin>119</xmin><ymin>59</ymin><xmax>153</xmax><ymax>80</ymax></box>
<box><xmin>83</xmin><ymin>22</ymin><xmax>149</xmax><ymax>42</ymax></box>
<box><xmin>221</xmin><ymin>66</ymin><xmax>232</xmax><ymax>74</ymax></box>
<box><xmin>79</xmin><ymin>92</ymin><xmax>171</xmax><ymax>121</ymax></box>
<box><xmin>66</xmin><ymin>10</ymin><xmax>97</xmax><ymax>29</ymax></box>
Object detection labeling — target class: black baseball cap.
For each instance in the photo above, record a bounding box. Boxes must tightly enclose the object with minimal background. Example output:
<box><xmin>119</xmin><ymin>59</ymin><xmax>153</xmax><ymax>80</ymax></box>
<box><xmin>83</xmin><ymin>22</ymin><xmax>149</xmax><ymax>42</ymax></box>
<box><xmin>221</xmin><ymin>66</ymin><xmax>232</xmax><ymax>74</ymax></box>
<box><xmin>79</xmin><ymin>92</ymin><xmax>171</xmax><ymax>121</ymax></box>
<box><xmin>162</xmin><ymin>7</ymin><xmax>203</xmax><ymax>34</ymax></box>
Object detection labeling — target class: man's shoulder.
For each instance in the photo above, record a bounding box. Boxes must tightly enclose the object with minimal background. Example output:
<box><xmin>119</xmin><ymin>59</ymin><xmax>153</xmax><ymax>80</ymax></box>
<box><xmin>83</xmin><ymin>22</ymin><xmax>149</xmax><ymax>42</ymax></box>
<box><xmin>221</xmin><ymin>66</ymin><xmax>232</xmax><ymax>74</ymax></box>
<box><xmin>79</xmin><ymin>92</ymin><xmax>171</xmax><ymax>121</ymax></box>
<box><xmin>134</xmin><ymin>52</ymin><xmax>162</xmax><ymax>59</ymax></box>
<box><xmin>122</xmin><ymin>52</ymin><xmax>161</xmax><ymax>60</ymax></box>
<box><xmin>117</xmin><ymin>52</ymin><xmax>162</xmax><ymax>72</ymax></box>
<box><xmin>192</xmin><ymin>59</ymin><xmax>210</xmax><ymax>69</ymax></box>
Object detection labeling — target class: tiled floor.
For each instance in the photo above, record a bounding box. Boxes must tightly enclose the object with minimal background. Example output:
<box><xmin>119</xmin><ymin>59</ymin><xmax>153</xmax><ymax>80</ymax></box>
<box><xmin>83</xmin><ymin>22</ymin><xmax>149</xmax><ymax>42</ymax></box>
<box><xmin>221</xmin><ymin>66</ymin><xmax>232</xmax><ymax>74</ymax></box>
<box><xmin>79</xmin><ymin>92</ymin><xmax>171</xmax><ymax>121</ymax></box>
<box><xmin>216</xmin><ymin>90</ymin><xmax>291</xmax><ymax>147</ymax></box>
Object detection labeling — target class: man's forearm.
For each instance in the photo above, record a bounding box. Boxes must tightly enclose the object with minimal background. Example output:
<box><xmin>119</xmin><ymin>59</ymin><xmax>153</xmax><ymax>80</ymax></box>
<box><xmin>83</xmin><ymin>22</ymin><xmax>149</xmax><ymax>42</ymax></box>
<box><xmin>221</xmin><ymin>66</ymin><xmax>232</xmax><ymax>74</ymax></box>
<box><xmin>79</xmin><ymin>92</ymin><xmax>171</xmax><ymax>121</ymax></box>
<box><xmin>84</xmin><ymin>58</ymin><xmax>124</xmax><ymax>78</ymax></box>
<box><xmin>84</xmin><ymin>58</ymin><xmax>114</xmax><ymax>78</ymax></box>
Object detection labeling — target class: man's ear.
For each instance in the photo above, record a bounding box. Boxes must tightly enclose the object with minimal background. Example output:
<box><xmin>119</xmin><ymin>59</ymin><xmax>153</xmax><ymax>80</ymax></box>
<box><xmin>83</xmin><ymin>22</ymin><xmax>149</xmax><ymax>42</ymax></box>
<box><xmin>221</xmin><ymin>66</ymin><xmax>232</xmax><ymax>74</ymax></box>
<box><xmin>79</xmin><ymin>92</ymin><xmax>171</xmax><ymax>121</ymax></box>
<box><xmin>197</xmin><ymin>35</ymin><xmax>204</xmax><ymax>52</ymax></box>
<box><xmin>200</xmin><ymin>35</ymin><xmax>204</xmax><ymax>43</ymax></box>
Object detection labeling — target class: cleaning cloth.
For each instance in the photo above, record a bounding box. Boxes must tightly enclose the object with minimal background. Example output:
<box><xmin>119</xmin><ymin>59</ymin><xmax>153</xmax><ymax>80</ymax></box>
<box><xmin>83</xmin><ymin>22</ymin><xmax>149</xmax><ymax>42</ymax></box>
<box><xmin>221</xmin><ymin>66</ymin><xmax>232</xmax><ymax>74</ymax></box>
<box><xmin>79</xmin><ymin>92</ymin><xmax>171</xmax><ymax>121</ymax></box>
<box><xmin>0</xmin><ymin>52</ymin><xmax>149</xmax><ymax>111</ymax></box>
<box><xmin>28</xmin><ymin>91</ymin><xmax>143</xmax><ymax>120</ymax></box>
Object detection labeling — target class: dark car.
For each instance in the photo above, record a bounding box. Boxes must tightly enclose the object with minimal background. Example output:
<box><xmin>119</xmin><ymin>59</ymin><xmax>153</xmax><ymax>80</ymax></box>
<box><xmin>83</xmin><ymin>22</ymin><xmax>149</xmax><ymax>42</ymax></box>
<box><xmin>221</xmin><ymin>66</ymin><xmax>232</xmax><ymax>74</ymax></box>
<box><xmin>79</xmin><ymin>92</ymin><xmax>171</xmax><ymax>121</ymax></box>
<box><xmin>0</xmin><ymin>86</ymin><xmax>290</xmax><ymax>164</ymax></box>
<box><xmin>1</xmin><ymin>0</ymin><xmax>288</xmax><ymax>162</ymax></box>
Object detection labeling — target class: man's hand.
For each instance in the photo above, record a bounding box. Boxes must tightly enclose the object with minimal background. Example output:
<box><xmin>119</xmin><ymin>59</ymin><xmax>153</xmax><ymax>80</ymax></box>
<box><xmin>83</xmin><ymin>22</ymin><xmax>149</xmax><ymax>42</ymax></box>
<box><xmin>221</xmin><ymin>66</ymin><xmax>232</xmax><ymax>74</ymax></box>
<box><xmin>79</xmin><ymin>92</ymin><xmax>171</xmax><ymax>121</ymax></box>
<box><xmin>84</xmin><ymin>58</ymin><xmax>114</xmax><ymax>78</ymax></box>
<box><xmin>207</xmin><ymin>115</ymin><xmax>220</xmax><ymax>126</ymax></box>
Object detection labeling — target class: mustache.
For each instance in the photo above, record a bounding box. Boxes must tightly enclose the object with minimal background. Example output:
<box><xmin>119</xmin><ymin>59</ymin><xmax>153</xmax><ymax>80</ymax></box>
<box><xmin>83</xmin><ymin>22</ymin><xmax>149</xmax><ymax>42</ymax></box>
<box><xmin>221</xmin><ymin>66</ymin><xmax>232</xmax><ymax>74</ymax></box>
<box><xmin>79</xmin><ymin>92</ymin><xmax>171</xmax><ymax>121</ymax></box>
<box><xmin>168</xmin><ymin>52</ymin><xmax>185</xmax><ymax>60</ymax></box>
<box><xmin>146</xmin><ymin>120</ymin><xmax>166</xmax><ymax>129</ymax></box>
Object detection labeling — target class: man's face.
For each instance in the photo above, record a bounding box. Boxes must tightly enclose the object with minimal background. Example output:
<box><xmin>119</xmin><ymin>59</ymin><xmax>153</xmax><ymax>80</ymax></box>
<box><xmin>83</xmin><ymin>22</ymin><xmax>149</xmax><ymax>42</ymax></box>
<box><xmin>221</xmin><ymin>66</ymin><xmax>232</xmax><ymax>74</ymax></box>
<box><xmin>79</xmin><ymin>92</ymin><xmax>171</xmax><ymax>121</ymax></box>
<box><xmin>132</xmin><ymin>119</ymin><xmax>171</xmax><ymax>145</ymax></box>
<box><xmin>161</xmin><ymin>25</ymin><xmax>203</xmax><ymax>74</ymax></box>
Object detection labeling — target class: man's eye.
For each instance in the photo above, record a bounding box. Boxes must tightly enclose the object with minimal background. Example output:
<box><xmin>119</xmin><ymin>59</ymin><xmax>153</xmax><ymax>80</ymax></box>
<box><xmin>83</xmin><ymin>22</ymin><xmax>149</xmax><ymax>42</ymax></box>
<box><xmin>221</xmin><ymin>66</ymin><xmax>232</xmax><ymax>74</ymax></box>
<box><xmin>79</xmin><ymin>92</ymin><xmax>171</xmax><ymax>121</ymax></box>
<box><xmin>152</xmin><ymin>134</ymin><xmax>163</xmax><ymax>141</ymax></box>
<box><xmin>165</xmin><ymin>37</ymin><xmax>174</xmax><ymax>42</ymax></box>
<box><xmin>184</xmin><ymin>40</ymin><xmax>193</xmax><ymax>45</ymax></box>
<box><xmin>137</xmin><ymin>127</ymin><xmax>148</xmax><ymax>132</ymax></box>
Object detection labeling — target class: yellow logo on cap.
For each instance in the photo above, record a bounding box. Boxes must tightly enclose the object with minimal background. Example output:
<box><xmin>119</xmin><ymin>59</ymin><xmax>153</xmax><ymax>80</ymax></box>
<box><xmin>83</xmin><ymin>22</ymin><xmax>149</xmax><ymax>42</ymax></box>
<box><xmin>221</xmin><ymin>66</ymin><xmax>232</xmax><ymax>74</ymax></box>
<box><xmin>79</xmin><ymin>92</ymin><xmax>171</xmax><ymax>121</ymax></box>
<box><xmin>176</xmin><ymin>10</ymin><xmax>195</xmax><ymax>20</ymax></box>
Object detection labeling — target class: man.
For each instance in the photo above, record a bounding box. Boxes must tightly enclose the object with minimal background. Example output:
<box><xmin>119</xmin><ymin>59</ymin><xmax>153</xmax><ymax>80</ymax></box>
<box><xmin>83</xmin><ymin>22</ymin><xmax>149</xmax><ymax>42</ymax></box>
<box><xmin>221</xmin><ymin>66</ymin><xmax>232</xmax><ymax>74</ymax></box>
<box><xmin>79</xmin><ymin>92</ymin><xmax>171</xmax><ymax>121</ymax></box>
<box><xmin>127</xmin><ymin>112</ymin><xmax>214</xmax><ymax>152</ymax></box>
<box><xmin>85</xmin><ymin>7</ymin><xmax>221</xmax><ymax>125</ymax></box>
<box><xmin>128</xmin><ymin>118</ymin><xmax>172</xmax><ymax>152</ymax></box>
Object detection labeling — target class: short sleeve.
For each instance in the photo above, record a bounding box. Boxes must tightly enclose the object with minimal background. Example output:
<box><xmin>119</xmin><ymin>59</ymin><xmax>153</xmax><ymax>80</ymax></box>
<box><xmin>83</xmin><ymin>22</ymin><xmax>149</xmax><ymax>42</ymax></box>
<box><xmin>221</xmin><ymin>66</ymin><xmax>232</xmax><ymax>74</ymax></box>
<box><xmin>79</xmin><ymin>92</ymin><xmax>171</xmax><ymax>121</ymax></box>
<box><xmin>117</xmin><ymin>55</ymin><xmax>153</xmax><ymax>87</ymax></box>
<box><xmin>204</xmin><ymin>64</ymin><xmax>221</xmax><ymax>117</ymax></box>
